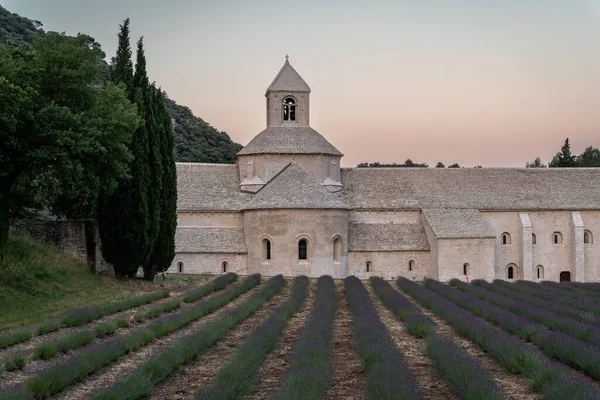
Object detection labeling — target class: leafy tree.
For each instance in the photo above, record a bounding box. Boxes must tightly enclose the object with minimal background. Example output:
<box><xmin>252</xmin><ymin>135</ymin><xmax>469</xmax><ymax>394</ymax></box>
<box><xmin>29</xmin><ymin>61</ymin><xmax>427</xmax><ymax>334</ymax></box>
<box><xmin>549</xmin><ymin>138</ymin><xmax>576</xmax><ymax>167</ymax></box>
<box><xmin>0</xmin><ymin>34</ymin><xmax>139</xmax><ymax>254</ymax></box>
<box><xmin>525</xmin><ymin>156</ymin><xmax>546</xmax><ymax>168</ymax></box>
<box><xmin>576</xmin><ymin>146</ymin><xmax>600</xmax><ymax>167</ymax></box>
<box><xmin>145</xmin><ymin>88</ymin><xmax>177</xmax><ymax>280</ymax></box>
<box><xmin>448</xmin><ymin>163</ymin><xmax>461</xmax><ymax>168</ymax></box>
<box><xmin>435</xmin><ymin>162</ymin><xmax>445</xmax><ymax>168</ymax></box>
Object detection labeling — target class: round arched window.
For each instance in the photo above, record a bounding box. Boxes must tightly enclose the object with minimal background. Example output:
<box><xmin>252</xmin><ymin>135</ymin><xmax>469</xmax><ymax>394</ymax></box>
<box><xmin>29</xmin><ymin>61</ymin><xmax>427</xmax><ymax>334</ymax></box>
<box><xmin>283</xmin><ymin>97</ymin><xmax>296</xmax><ymax>121</ymax></box>
<box><xmin>298</xmin><ymin>239</ymin><xmax>308</xmax><ymax>260</ymax></box>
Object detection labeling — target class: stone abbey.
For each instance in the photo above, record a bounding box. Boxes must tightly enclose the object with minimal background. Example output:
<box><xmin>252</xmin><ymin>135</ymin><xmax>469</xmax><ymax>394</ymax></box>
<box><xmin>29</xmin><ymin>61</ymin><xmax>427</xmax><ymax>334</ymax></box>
<box><xmin>169</xmin><ymin>58</ymin><xmax>600</xmax><ymax>282</ymax></box>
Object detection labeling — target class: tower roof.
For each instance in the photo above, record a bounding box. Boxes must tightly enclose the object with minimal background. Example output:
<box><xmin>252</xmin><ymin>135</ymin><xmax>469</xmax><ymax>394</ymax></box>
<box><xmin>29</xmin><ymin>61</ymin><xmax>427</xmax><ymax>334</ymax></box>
<box><xmin>244</xmin><ymin>163</ymin><xmax>347</xmax><ymax>210</ymax></box>
<box><xmin>237</xmin><ymin>126</ymin><xmax>342</xmax><ymax>156</ymax></box>
<box><xmin>265</xmin><ymin>57</ymin><xmax>311</xmax><ymax>95</ymax></box>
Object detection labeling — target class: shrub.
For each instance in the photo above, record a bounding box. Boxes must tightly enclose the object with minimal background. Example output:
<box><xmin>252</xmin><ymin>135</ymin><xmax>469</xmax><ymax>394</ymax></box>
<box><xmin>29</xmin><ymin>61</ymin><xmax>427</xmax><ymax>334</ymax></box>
<box><xmin>94</xmin><ymin>322</ymin><xmax>117</xmax><ymax>337</ymax></box>
<box><xmin>275</xmin><ymin>276</ymin><xmax>338</xmax><ymax>400</ymax></box>
<box><xmin>36</xmin><ymin>321</ymin><xmax>61</xmax><ymax>336</ymax></box>
<box><xmin>5</xmin><ymin>354</ymin><xmax>27</xmax><ymax>371</ymax></box>
<box><xmin>198</xmin><ymin>276</ymin><xmax>310</xmax><ymax>399</ymax></box>
<box><xmin>0</xmin><ymin>330</ymin><xmax>33</xmax><ymax>350</ymax></box>
<box><xmin>183</xmin><ymin>273</ymin><xmax>237</xmax><ymax>303</ymax></box>
<box><xmin>116</xmin><ymin>318</ymin><xmax>129</xmax><ymax>328</ymax></box>
<box><xmin>91</xmin><ymin>275</ymin><xmax>286</xmax><ymax>400</ymax></box>
<box><xmin>56</xmin><ymin>330</ymin><xmax>96</xmax><ymax>353</ymax></box>
<box><xmin>33</xmin><ymin>342</ymin><xmax>58</xmax><ymax>360</ymax></box>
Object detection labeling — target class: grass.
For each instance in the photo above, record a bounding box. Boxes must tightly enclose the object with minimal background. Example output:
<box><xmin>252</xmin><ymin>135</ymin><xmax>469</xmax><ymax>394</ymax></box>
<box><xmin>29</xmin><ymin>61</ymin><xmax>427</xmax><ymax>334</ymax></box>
<box><xmin>0</xmin><ymin>235</ymin><xmax>169</xmax><ymax>331</ymax></box>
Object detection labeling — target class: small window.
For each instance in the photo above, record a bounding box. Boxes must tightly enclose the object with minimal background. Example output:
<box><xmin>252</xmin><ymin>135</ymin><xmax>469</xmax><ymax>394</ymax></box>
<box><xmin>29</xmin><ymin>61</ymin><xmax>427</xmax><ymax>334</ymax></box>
<box><xmin>366</xmin><ymin>261</ymin><xmax>373</xmax><ymax>272</ymax></box>
<box><xmin>333</xmin><ymin>237</ymin><xmax>342</xmax><ymax>261</ymax></box>
<box><xmin>262</xmin><ymin>238</ymin><xmax>271</xmax><ymax>261</ymax></box>
<box><xmin>408</xmin><ymin>260</ymin><xmax>414</xmax><ymax>271</ymax></box>
<box><xmin>222</xmin><ymin>261</ymin><xmax>228</xmax><ymax>273</ymax></box>
<box><xmin>532</xmin><ymin>233</ymin><xmax>536</xmax><ymax>245</ymax></box>
<box><xmin>283</xmin><ymin>97</ymin><xmax>296</xmax><ymax>121</ymax></box>
<box><xmin>298</xmin><ymin>239</ymin><xmax>308</xmax><ymax>260</ymax></box>
<box><xmin>537</xmin><ymin>265</ymin><xmax>544</xmax><ymax>280</ymax></box>
<box><xmin>177</xmin><ymin>262</ymin><xmax>184</xmax><ymax>273</ymax></box>
<box><xmin>553</xmin><ymin>232</ymin><xmax>563</xmax><ymax>244</ymax></box>
<box><xmin>584</xmin><ymin>230</ymin><xmax>593</xmax><ymax>244</ymax></box>
<box><xmin>508</xmin><ymin>266</ymin><xmax>514</xmax><ymax>280</ymax></box>
<box><xmin>501</xmin><ymin>233</ymin><xmax>511</xmax><ymax>245</ymax></box>
<box><xmin>463</xmin><ymin>263</ymin><xmax>469</xmax><ymax>276</ymax></box>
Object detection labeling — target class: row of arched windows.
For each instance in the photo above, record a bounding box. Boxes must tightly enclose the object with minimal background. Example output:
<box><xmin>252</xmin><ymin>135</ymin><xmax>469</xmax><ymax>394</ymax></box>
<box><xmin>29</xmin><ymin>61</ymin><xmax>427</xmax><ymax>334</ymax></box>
<box><xmin>363</xmin><ymin>259</ymin><xmax>417</xmax><ymax>273</ymax></box>
<box><xmin>176</xmin><ymin>260</ymin><xmax>228</xmax><ymax>274</ymax></box>
<box><xmin>261</xmin><ymin>236</ymin><xmax>343</xmax><ymax>262</ymax></box>
<box><xmin>501</xmin><ymin>231</ymin><xmax>593</xmax><ymax>245</ymax></box>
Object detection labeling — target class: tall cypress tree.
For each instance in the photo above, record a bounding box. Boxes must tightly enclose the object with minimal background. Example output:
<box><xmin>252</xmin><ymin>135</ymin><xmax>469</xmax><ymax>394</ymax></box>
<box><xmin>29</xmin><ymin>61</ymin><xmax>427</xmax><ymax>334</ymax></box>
<box><xmin>110</xmin><ymin>18</ymin><xmax>134</xmax><ymax>93</ymax></box>
<box><xmin>98</xmin><ymin>25</ymin><xmax>150</xmax><ymax>277</ymax></box>
<box><xmin>145</xmin><ymin>88</ymin><xmax>177</xmax><ymax>280</ymax></box>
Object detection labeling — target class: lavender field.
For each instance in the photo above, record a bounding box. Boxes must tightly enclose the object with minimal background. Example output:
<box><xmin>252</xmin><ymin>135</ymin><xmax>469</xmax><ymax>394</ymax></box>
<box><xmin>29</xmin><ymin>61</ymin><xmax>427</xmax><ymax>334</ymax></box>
<box><xmin>1</xmin><ymin>275</ymin><xmax>600</xmax><ymax>399</ymax></box>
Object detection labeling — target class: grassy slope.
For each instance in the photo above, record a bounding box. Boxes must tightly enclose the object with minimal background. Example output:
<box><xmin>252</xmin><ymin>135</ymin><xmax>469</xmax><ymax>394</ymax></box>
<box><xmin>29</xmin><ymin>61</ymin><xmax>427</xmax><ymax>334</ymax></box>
<box><xmin>0</xmin><ymin>235</ymin><xmax>205</xmax><ymax>331</ymax></box>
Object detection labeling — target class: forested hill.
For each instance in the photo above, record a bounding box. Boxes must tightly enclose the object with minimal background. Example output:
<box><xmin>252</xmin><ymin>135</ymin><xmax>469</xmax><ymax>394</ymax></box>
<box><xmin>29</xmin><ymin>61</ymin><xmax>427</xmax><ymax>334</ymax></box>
<box><xmin>0</xmin><ymin>4</ymin><xmax>243</xmax><ymax>164</ymax></box>
<box><xmin>166</xmin><ymin>98</ymin><xmax>242</xmax><ymax>163</ymax></box>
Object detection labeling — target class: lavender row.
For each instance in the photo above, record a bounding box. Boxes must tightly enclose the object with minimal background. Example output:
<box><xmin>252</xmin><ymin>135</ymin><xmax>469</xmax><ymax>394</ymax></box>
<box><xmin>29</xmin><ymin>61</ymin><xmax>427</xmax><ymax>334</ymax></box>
<box><xmin>371</xmin><ymin>277</ymin><xmax>503</xmax><ymax>400</ymax></box>
<box><xmin>396</xmin><ymin>278</ymin><xmax>600</xmax><ymax>400</ymax></box>
<box><xmin>423</xmin><ymin>279</ymin><xmax>600</xmax><ymax>385</ymax></box>
<box><xmin>471</xmin><ymin>279</ymin><xmax>599</xmax><ymax>325</ymax></box>
<box><xmin>182</xmin><ymin>272</ymin><xmax>237</xmax><ymax>303</ymax></box>
<box><xmin>539</xmin><ymin>281</ymin><xmax>600</xmax><ymax>299</ymax></box>
<box><xmin>345</xmin><ymin>276</ymin><xmax>421</xmax><ymax>400</ymax></box>
<box><xmin>455</xmin><ymin>280</ymin><xmax>600</xmax><ymax>347</ymax></box>
<box><xmin>0</xmin><ymin>289</ymin><xmax>170</xmax><ymax>351</ymax></box>
<box><xmin>499</xmin><ymin>280</ymin><xmax>600</xmax><ymax>315</ymax></box>
<box><xmin>275</xmin><ymin>276</ymin><xmax>338</xmax><ymax>400</ymax></box>
<box><xmin>198</xmin><ymin>276</ymin><xmax>309</xmax><ymax>399</ymax></box>
<box><xmin>0</xmin><ymin>274</ymin><xmax>262</xmax><ymax>399</ymax></box>
<box><xmin>515</xmin><ymin>280</ymin><xmax>600</xmax><ymax>305</ymax></box>
<box><xmin>90</xmin><ymin>275</ymin><xmax>286</xmax><ymax>400</ymax></box>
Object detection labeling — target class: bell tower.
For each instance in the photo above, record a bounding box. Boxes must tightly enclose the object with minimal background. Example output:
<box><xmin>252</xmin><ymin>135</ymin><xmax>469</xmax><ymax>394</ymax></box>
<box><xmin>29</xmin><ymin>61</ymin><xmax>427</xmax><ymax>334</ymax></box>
<box><xmin>265</xmin><ymin>56</ymin><xmax>311</xmax><ymax>127</ymax></box>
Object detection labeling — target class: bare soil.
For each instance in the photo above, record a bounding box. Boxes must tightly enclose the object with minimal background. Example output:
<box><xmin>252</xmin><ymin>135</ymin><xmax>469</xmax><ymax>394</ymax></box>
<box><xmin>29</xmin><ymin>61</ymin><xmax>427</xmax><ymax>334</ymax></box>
<box><xmin>325</xmin><ymin>282</ymin><xmax>367</xmax><ymax>400</ymax></box>
<box><xmin>392</xmin><ymin>283</ymin><xmax>541</xmax><ymax>400</ymax></box>
<box><xmin>149</xmin><ymin>281</ymin><xmax>294</xmax><ymax>399</ymax></box>
<box><xmin>52</xmin><ymin>282</ymin><xmax>265</xmax><ymax>400</ymax></box>
<box><xmin>245</xmin><ymin>280</ymin><xmax>315</xmax><ymax>400</ymax></box>
<box><xmin>364</xmin><ymin>283</ymin><xmax>459</xmax><ymax>400</ymax></box>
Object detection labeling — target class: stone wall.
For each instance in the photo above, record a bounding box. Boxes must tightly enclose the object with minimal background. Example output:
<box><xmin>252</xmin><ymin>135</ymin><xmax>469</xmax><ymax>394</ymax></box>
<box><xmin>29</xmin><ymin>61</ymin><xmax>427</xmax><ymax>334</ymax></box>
<box><xmin>347</xmin><ymin>251</ymin><xmax>431</xmax><ymax>280</ymax></box>
<box><xmin>167</xmin><ymin>253</ymin><xmax>246</xmax><ymax>275</ymax></box>
<box><xmin>10</xmin><ymin>219</ymin><xmax>111</xmax><ymax>274</ymax></box>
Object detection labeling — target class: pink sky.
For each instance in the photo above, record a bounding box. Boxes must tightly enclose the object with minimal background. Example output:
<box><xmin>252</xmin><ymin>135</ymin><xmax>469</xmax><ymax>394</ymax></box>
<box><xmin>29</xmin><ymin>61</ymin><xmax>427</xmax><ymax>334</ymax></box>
<box><xmin>5</xmin><ymin>0</ymin><xmax>600</xmax><ymax>167</ymax></box>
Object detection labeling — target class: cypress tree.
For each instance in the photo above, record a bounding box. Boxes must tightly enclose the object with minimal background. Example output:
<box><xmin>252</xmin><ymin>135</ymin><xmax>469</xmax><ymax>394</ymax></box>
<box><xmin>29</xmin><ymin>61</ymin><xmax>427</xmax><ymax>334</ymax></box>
<box><xmin>145</xmin><ymin>88</ymin><xmax>177</xmax><ymax>280</ymax></box>
<box><xmin>97</xmin><ymin>27</ymin><xmax>150</xmax><ymax>277</ymax></box>
<box><xmin>110</xmin><ymin>18</ymin><xmax>134</xmax><ymax>93</ymax></box>
<box><xmin>558</xmin><ymin>138</ymin><xmax>575</xmax><ymax>167</ymax></box>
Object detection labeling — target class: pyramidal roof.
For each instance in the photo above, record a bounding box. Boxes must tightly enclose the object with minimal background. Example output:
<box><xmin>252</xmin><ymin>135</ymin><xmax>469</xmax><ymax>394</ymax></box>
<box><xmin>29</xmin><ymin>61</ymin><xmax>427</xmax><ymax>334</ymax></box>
<box><xmin>265</xmin><ymin>58</ymin><xmax>311</xmax><ymax>94</ymax></box>
<box><xmin>237</xmin><ymin>126</ymin><xmax>342</xmax><ymax>156</ymax></box>
<box><xmin>244</xmin><ymin>163</ymin><xmax>347</xmax><ymax>210</ymax></box>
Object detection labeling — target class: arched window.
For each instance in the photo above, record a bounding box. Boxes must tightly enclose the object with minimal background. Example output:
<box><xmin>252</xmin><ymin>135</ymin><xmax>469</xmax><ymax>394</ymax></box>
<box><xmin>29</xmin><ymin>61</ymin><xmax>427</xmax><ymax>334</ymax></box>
<box><xmin>177</xmin><ymin>262</ymin><xmax>184</xmax><ymax>273</ymax></box>
<box><xmin>507</xmin><ymin>265</ymin><xmax>514</xmax><ymax>280</ymax></box>
<box><xmin>463</xmin><ymin>263</ymin><xmax>469</xmax><ymax>276</ymax></box>
<box><xmin>366</xmin><ymin>261</ymin><xmax>373</xmax><ymax>272</ymax></box>
<box><xmin>532</xmin><ymin>233</ymin><xmax>536</xmax><ymax>245</ymax></box>
<box><xmin>283</xmin><ymin>97</ymin><xmax>296</xmax><ymax>121</ymax></box>
<box><xmin>502</xmin><ymin>233</ymin><xmax>511</xmax><ymax>245</ymax></box>
<box><xmin>262</xmin><ymin>238</ymin><xmax>271</xmax><ymax>261</ymax></box>
<box><xmin>537</xmin><ymin>265</ymin><xmax>544</xmax><ymax>280</ymax></box>
<box><xmin>333</xmin><ymin>237</ymin><xmax>342</xmax><ymax>261</ymax></box>
<box><xmin>298</xmin><ymin>239</ymin><xmax>308</xmax><ymax>260</ymax></box>
<box><xmin>222</xmin><ymin>261</ymin><xmax>228</xmax><ymax>273</ymax></box>
<box><xmin>408</xmin><ymin>260</ymin><xmax>415</xmax><ymax>271</ymax></box>
<box><xmin>584</xmin><ymin>230</ymin><xmax>593</xmax><ymax>244</ymax></box>
<box><xmin>553</xmin><ymin>232</ymin><xmax>563</xmax><ymax>244</ymax></box>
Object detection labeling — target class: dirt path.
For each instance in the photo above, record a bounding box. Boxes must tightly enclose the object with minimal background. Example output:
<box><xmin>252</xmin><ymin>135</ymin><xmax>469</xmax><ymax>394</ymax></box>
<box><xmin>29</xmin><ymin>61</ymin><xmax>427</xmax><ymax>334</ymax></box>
<box><xmin>52</xmin><ymin>282</ymin><xmax>265</xmax><ymax>400</ymax></box>
<box><xmin>364</xmin><ymin>283</ymin><xmax>458</xmax><ymax>400</ymax></box>
<box><xmin>392</xmin><ymin>283</ymin><xmax>541</xmax><ymax>400</ymax></box>
<box><xmin>245</xmin><ymin>281</ymin><xmax>315</xmax><ymax>400</ymax></box>
<box><xmin>0</xmin><ymin>282</ymin><xmax>232</xmax><ymax>387</ymax></box>
<box><xmin>149</xmin><ymin>281</ymin><xmax>295</xmax><ymax>400</ymax></box>
<box><xmin>325</xmin><ymin>282</ymin><xmax>367</xmax><ymax>400</ymax></box>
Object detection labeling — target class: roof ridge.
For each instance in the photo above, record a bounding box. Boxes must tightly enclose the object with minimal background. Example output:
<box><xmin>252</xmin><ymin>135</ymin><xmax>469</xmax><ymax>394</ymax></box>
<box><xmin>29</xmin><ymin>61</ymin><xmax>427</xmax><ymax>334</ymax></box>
<box><xmin>265</xmin><ymin>58</ymin><xmax>311</xmax><ymax>95</ymax></box>
<box><xmin>252</xmin><ymin>162</ymin><xmax>294</xmax><ymax>195</ymax></box>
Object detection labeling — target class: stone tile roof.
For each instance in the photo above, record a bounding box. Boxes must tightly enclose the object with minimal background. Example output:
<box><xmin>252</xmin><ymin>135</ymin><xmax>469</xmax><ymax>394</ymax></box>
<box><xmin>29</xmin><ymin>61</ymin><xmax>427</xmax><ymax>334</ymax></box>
<box><xmin>244</xmin><ymin>163</ymin><xmax>348</xmax><ymax>210</ymax></box>
<box><xmin>265</xmin><ymin>59</ymin><xmax>311</xmax><ymax>94</ymax></box>
<box><xmin>422</xmin><ymin>209</ymin><xmax>494</xmax><ymax>239</ymax></box>
<box><xmin>341</xmin><ymin>168</ymin><xmax>600</xmax><ymax>211</ymax></box>
<box><xmin>176</xmin><ymin>163</ymin><xmax>251</xmax><ymax>211</ymax></box>
<box><xmin>237</xmin><ymin>126</ymin><xmax>343</xmax><ymax>156</ymax></box>
<box><xmin>348</xmin><ymin>222</ymin><xmax>430</xmax><ymax>251</ymax></box>
<box><xmin>175</xmin><ymin>227</ymin><xmax>247</xmax><ymax>253</ymax></box>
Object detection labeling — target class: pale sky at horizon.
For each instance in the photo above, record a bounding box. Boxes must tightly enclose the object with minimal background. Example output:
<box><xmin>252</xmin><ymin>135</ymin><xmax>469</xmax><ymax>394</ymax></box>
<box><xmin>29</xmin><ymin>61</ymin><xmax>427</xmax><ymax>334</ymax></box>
<box><xmin>3</xmin><ymin>0</ymin><xmax>600</xmax><ymax>167</ymax></box>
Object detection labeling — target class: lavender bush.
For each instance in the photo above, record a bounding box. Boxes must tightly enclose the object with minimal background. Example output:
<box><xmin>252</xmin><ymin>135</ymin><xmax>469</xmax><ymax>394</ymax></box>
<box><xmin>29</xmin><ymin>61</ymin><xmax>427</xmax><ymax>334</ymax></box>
<box><xmin>198</xmin><ymin>276</ymin><xmax>310</xmax><ymax>399</ymax></box>
<box><xmin>275</xmin><ymin>276</ymin><xmax>338</xmax><ymax>400</ymax></box>
<box><xmin>345</xmin><ymin>276</ymin><xmax>421</xmax><ymax>400</ymax></box>
<box><xmin>182</xmin><ymin>272</ymin><xmax>237</xmax><ymax>303</ymax></box>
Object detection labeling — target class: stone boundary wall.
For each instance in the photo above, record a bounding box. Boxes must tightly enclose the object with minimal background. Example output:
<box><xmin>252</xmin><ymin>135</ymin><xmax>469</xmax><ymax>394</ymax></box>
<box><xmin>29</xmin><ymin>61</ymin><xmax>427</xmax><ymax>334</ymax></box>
<box><xmin>10</xmin><ymin>219</ymin><xmax>113</xmax><ymax>275</ymax></box>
